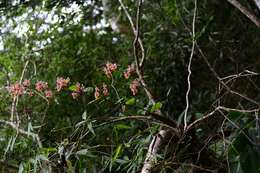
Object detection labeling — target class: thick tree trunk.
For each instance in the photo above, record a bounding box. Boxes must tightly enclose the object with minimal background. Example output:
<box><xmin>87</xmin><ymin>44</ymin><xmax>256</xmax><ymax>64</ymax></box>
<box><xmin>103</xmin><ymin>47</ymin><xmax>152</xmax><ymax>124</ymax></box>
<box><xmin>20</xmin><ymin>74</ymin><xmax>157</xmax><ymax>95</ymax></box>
<box><xmin>140</xmin><ymin>129</ymin><xmax>173</xmax><ymax>173</ymax></box>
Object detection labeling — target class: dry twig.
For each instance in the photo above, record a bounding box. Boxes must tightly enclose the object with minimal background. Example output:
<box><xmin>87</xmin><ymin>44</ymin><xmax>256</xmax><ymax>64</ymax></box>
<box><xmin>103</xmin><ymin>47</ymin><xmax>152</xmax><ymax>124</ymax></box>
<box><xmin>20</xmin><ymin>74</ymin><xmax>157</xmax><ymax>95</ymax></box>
<box><xmin>118</xmin><ymin>0</ymin><xmax>145</xmax><ymax>68</ymax></box>
<box><xmin>184</xmin><ymin>0</ymin><xmax>197</xmax><ymax>131</ymax></box>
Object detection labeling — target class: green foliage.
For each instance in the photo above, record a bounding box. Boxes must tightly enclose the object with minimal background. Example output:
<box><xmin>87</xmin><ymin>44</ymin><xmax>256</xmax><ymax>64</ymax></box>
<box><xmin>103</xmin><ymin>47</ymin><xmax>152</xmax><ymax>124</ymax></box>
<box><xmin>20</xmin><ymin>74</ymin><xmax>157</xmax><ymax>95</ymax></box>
<box><xmin>0</xmin><ymin>0</ymin><xmax>259</xmax><ymax>172</ymax></box>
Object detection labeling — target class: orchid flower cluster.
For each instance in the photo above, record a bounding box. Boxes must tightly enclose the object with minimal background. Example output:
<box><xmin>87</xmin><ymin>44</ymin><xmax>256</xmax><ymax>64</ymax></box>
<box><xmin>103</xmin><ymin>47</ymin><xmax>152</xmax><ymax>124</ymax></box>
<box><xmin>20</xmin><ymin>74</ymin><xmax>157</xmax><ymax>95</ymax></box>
<box><xmin>103</xmin><ymin>62</ymin><xmax>140</xmax><ymax>96</ymax></box>
<box><xmin>103</xmin><ymin>62</ymin><xmax>118</xmax><ymax>78</ymax></box>
<box><xmin>94</xmin><ymin>83</ymin><xmax>109</xmax><ymax>100</ymax></box>
<box><xmin>8</xmin><ymin>79</ymin><xmax>52</xmax><ymax>99</ymax></box>
<box><xmin>8</xmin><ymin>77</ymin><xmax>81</xmax><ymax>100</ymax></box>
<box><xmin>7</xmin><ymin>62</ymin><xmax>140</xmax><ymax>101</ymax></box>
<box><xmin>123</xmin><ymin>64</ymin><xmax>135</xmax><ymax>79</ymax></box>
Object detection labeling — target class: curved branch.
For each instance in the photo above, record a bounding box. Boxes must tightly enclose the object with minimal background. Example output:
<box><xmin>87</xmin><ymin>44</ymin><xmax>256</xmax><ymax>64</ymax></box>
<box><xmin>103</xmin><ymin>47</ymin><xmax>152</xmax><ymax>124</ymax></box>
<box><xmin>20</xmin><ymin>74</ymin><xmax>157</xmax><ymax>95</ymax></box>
<box><xmin>184</xmin><ymin>0</ymin><xmax>197</xmax><ymax>131</ymax></box>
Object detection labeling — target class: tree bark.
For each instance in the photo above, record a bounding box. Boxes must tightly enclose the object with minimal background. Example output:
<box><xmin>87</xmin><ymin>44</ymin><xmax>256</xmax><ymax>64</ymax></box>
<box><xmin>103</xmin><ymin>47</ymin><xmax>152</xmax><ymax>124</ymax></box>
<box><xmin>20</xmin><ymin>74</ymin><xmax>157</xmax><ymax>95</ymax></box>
<box><xmin>141</xmin><ymin>129</ymin><xmax>174</xmax><ymax>173</ymax></box>
<box><xmin>253</xmin><ymin>0</ymin><xmax>260</xmax><ymax>10</ymax></box>
<box><xmin>227</xmin><ymin>0</ymin><xmax>260</xmax><ymax>28</ymax></box>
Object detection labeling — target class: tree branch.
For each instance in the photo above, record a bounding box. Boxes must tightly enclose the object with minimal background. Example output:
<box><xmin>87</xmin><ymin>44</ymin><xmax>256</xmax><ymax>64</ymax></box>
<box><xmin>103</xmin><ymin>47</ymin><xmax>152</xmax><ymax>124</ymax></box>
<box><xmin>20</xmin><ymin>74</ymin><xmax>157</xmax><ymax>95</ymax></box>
<box><xmin>184</xmin><ymin>0</ymin><xmax>197</xmax><ymax>131</ymax></box>
<box><xmin>141</xmin><ymin>129</ymin><xmax>174</xmax><ymax>173</ymax></box>
<box><xmin>252</xmin><ymin>0</ymin><xmax>260</xmax><ymax>11</ymax></box>
<box><xmin>118</xmin><ymin>0</ymin><xmax>145</xmax><ymax>68</ymax></box>
<box><xmin>119</xmin><ymin>1</ymin><xmax>180</xmax><ymax>172</ymax></box>
<box><xmin>0</xmin><ymin>120</ymin><xmax>42</xmax><ymax>148</ymax></box>
<box><xmin>227</xmin><ymin>0</ymin><xmax>260</xmax><ymax>28</ymax></box>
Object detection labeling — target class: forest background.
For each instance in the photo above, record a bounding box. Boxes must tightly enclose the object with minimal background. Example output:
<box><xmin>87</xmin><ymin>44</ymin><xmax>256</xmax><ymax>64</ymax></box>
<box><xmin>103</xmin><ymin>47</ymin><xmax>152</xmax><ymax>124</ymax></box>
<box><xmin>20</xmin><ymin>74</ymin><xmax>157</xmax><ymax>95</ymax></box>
<box><xmin>0</xmin><ymin>0</ymin><xmax>260</xmax><ymax>172</ymax></box>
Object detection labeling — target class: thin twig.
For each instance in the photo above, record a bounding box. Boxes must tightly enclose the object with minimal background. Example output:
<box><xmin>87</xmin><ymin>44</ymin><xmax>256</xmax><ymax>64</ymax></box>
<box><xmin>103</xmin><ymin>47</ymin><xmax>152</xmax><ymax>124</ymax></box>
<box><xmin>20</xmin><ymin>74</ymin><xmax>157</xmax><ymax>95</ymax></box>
<box><xmin>94</xmin><ymin>115</ymin><xmax>153</xmax><ymax>128</ymax></box>
<box><xmin>118</xmin><ymin>0</ymin><xmax>153</xmax><ymax>103</ymax></box>
<box><xmin>186</xmin><ymin>105</ymin><xmax>259</xmax><ymax>131</ymax></box>
<box><xmin>220</xmin><ymin>119</ymin><xmax>230</xmax><ymax>173</ymax></box>
<box><xmin>111</xmin><ymin>75</ymin><xmax>121</xmax><ymax>101</ymax></box>
<box><xmin>195</xmin><ymin>136</ymin><xmax>213</xmax><ymax>164</ymax></box>
<box><xmin>186</xmin><ymin>107</ymin><xmax>219</xmax><ymax>131</ymax></box>
<box><xmin>118</xmin><ymin>0</ymin><xmax>145</xmax><ymax>68</ymax></box>
<box><xmin>220</xmin><ymin>70</ymin><xmax>259</xmax><ymax>81</ymax></box>
<box><xmin>170</xmin><ymin>162</ymin><xmax>217</xmax><ymax>172</ymax></box>
<box><xmin>218</xmin><ymin>106</ymin><xmax>259</xmax><ymax>114</ymax></box>
<box><xmin>130</xmin><ymin>0</ymin><xmax>178</xmax><ymax>129</ymax></box>
<box><xmin>196</xmin><ymin>44</ymin><xmax>260</xmax><ymax>106</ymax></box>
<box><xmin>256</xmin><ymin>110</ymin><xmax>260</xmax><ymax>143</ymax></box>
<box><xmin>184</xmin><ymin>0</ymin><xmax>197</xmax><ymax>131</ymax></box>
<box><xmin>132</xmin><ymin>0</ymin><xmax>155</xmax><ymax>105</ymax></box>
<box><xmin>218</xmin><ymin>110</ymin><xmax>258</xmax><ymax>145</ymax></box>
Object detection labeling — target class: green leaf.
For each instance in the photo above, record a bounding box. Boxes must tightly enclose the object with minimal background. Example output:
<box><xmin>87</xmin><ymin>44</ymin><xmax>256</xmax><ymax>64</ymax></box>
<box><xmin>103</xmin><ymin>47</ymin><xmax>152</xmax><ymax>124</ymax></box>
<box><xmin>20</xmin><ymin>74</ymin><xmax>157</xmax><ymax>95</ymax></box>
<box><xmin>113</xmin><ymin>144</ymin><xmax>123</xmax><ymax>161</ymax></box>
<box><xmin>115</xmin><ymin>124</ymin><xmax>131</xmax><ymax>130</ymax></box>
<box><xmin>82</xmin><ymin>111</ymin><xmax>87</xmax><ymax>120</ymax></box>
<box><xmin>240</xmin><ymin>146</ymin><xmax>260</xmax><ymax>173</ymax></box>
<box><xmin>150</xmin><ymin>102</ymin><xmax>162</xmax><ymax>113</ymax></box>
<box><xmin>68</xmin><ymin>85</ymin><xmax>77</xmax><ymax>91</ymax></box>
<box><xmin>87</xmin><ymin>122</ymin><xmax>95</xmax><ymax>135</ymax></box>
<box><xmin>40</xmin><ymin>147</ymin><xmax>57</xmax><ymax>155</ymax></box>
<box><xmin>126</xmin><ymin>98</ymin><xmax>136</xmax><ymax>105</ymax></box>
<box><xmin>18</xmin><ymin>163</ymin><xmax>24</xmax><ymax>173</ymax></box>
<box><xmin>229</xmin><ymin>133</ymin><xmax>260</xmax><ymax>173</ymax></box>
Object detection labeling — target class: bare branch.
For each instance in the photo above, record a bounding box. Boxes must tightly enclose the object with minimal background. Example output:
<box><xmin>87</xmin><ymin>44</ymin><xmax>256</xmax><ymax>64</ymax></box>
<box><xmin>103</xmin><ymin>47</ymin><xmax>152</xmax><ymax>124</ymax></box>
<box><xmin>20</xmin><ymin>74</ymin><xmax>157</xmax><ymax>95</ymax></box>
<box><xmin>132</xmin><ymin>0</ymin><xmax>155</xmax><ymax>105</ymax></box>
<box><xmin>196</xmin><ymin>44</ymin><xmax>260</xmax><ymax>106</ymax></box>
<box><xmin>186</xmin><ymin>107</ymin><xmax>219</xmax><ymax>131</ymax></box>
<box><xmin>186</xmin><ymin>106</ymin><xmax>259</xmax><ymax>131</ymax></box>
<box><xmin>184</xmin><ymin>0</ymin><xmax>197</xmax><ymax>131</ymax></box>
<box><xmin>227</xmin><ymin>0</ymin><xmax>260</xmax><ymax>28</ymax></box>
<box><xmin>252</xmin><ymin>0</ymin><xmax>260</xmax><ymax>10</ymax></box>
<box><xmin>118</xmin><ymin>0</ymin><xmax>145</xmax><ymax>68</ymax></box>
<box><xmin>218</xmin><ymin>110</ymin><xmax>259</xmax><ymax>145</ymax></box>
